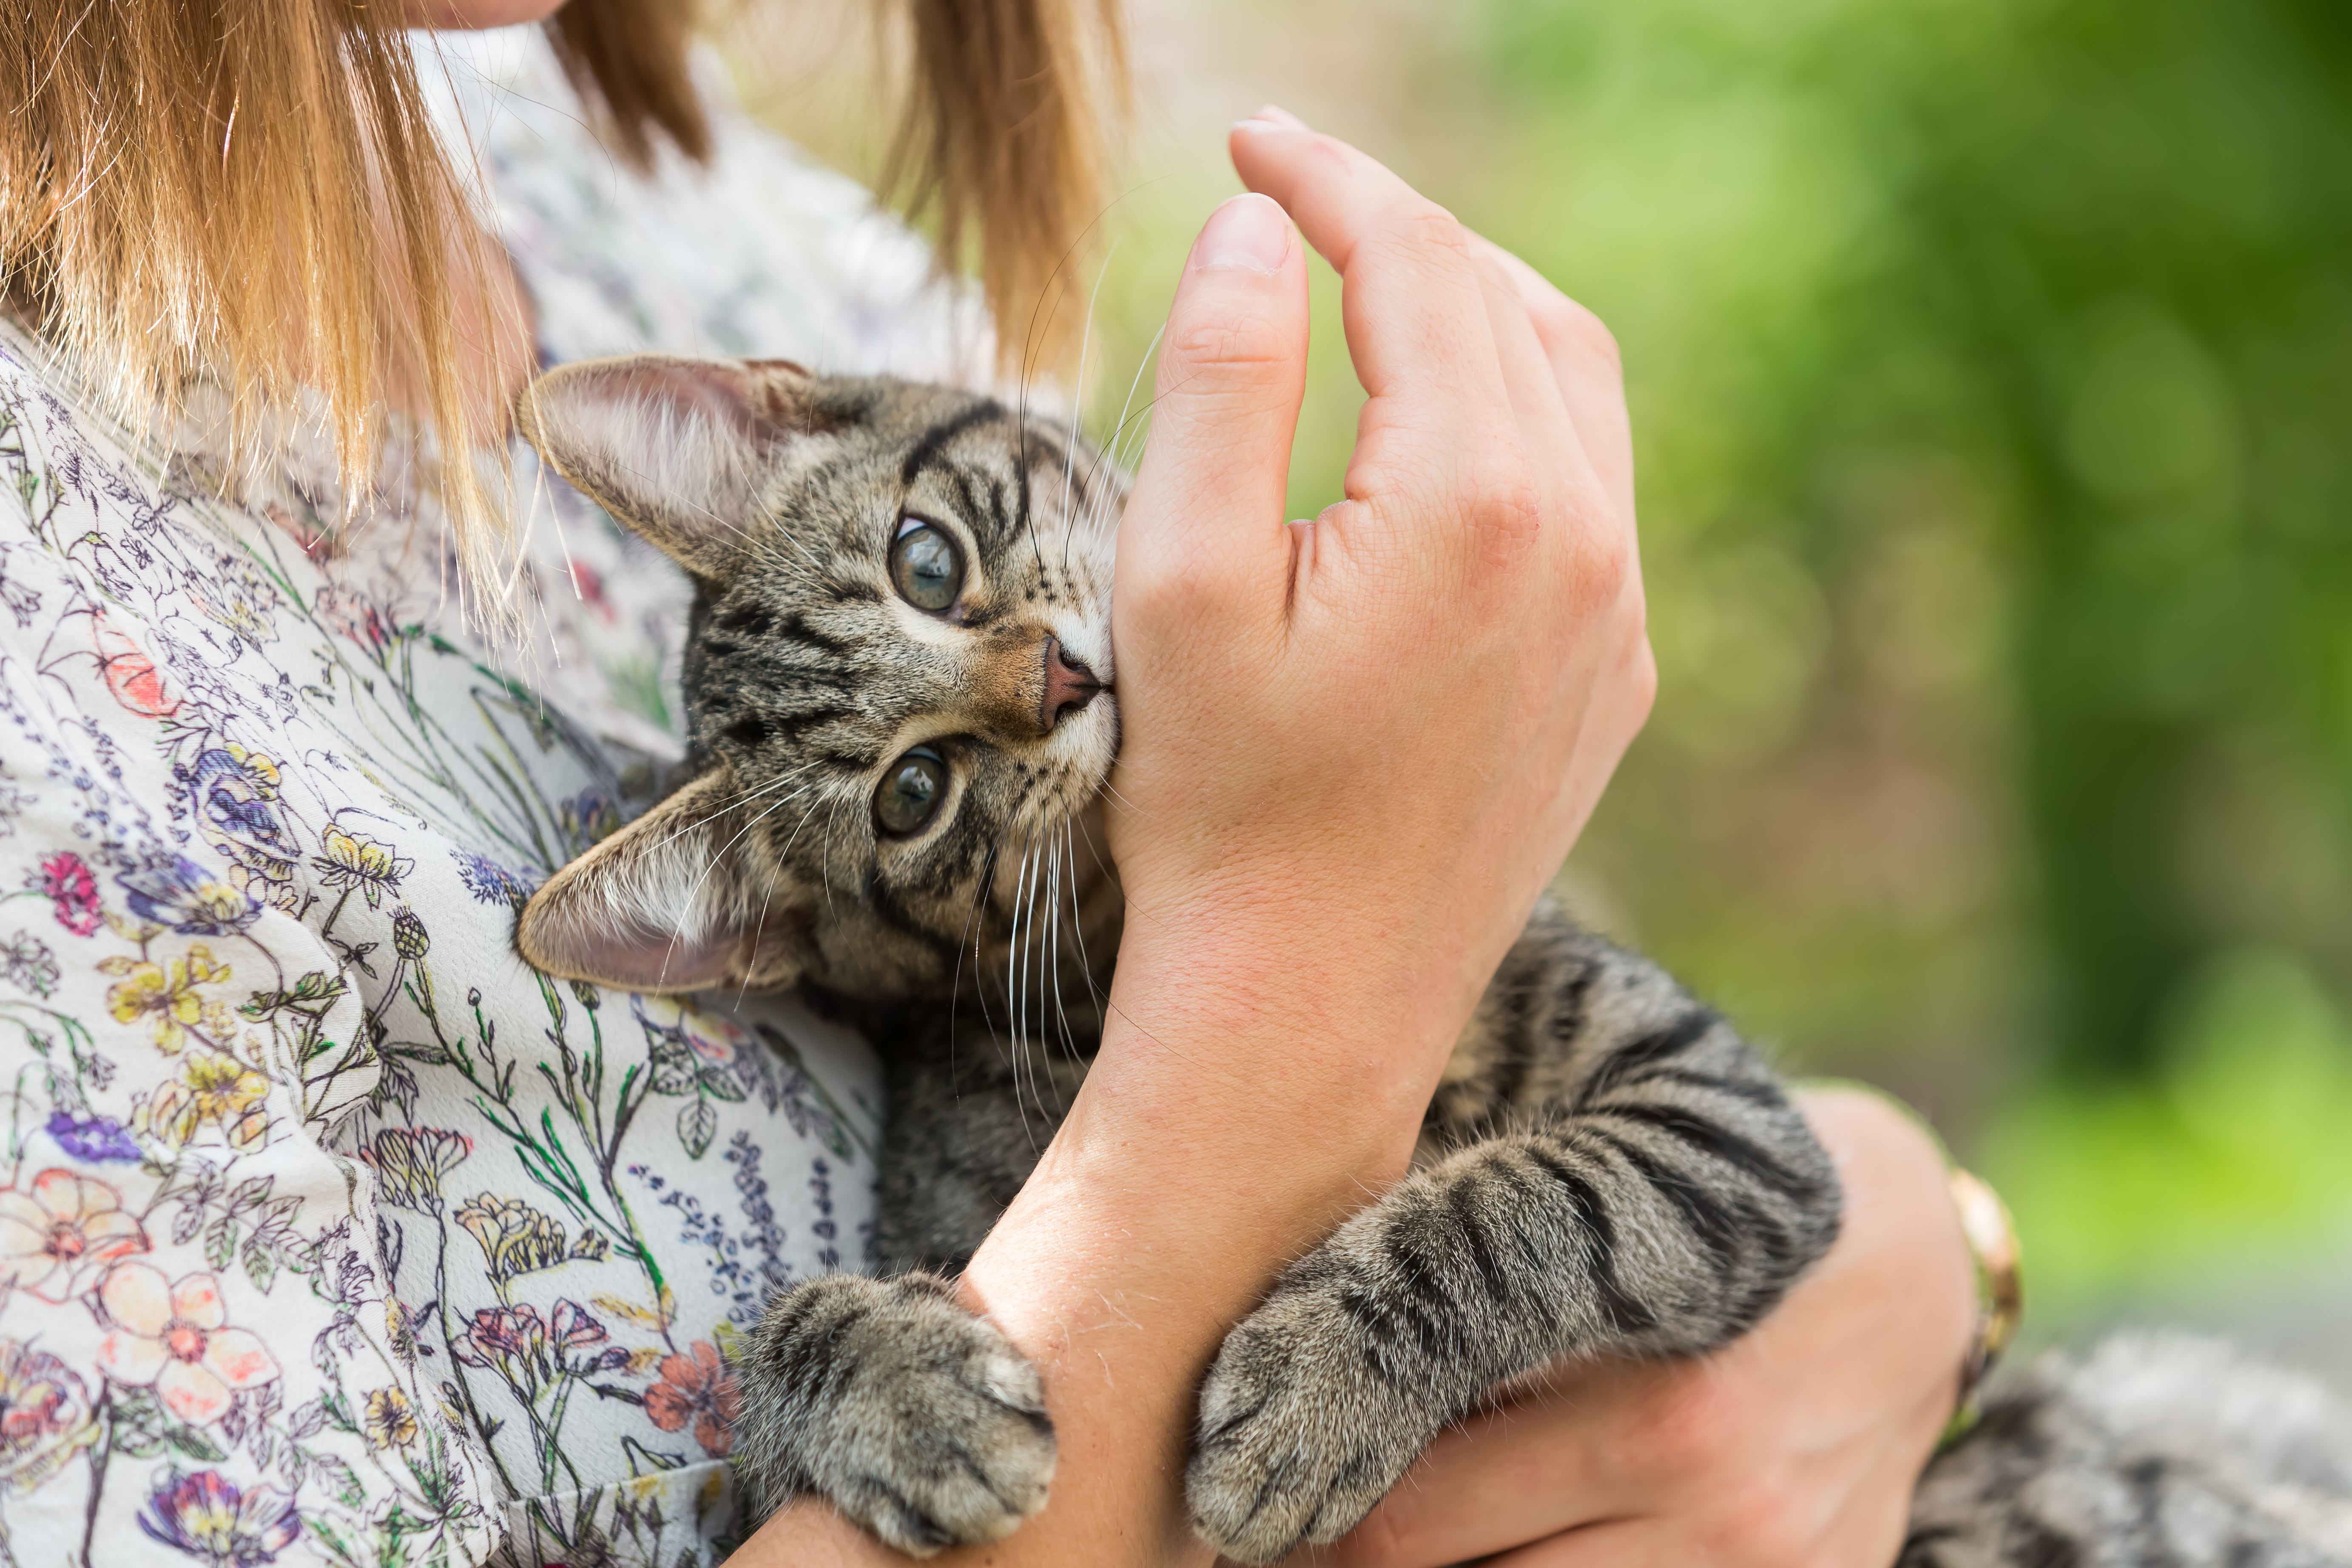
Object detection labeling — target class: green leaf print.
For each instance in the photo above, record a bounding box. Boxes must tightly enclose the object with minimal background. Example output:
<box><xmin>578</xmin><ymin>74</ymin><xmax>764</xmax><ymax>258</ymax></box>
<box><xmin>164</xmin><ymin>1423</ymin><xmax>229</xmax><ymax>1463</ymax></box>
<box><xmin>677</xmin><ymin>1098</ymin><xmax>716</xmax><ymax>1160</ymax></box>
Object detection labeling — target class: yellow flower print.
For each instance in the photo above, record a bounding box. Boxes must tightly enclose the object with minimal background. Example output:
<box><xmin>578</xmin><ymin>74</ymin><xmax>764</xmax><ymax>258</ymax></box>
<box><xmin>311</xmin><ymin>823</ymin><xmax>413</xmax><ymax>910</ymax></box>
<box><xmin>454</xmin><ymin>1195</ymin><xmax>569</xmax><ymax>1284</ymax></box>
<box><xmin>362</xmin><ymin>1387</ymin><xmax>417</xmax><ymax>1448</ymax></box>
<box><xmin>208</xmin><ymin>596</ymin><xmax>274</xmax><ymax>647</ymax></box>
<box><xmin>220</xmin><ymin>745</ymin><xmax>280</xmax><ymax>794</ymax></box>
<box><xmin>138</xmin><ymin>1055</ymin><xmax>270</xmax><ymax>1152</ymax></box>
<box><xmin>103</xmin><ymin>946</ymin><xmax>234</xmax><ymax>1054</ymax></box>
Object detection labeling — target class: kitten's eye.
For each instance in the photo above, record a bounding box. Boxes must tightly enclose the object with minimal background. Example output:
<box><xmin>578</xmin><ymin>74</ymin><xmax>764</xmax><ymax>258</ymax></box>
<box><xmin>890</xmin><ymin>519</ymin><xmax>963</xmax><ymax>612</ymax></box>
<box><xmin>874</xmin><ymin>746</ymin><xmax>948</xmax><ymax>837</ymax></box>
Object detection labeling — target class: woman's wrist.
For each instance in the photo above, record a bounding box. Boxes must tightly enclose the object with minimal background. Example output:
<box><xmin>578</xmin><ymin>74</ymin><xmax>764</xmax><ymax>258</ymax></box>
<box><xmin>1790</xmin><ymin>1084</ymin><xmax>1984</xmax><ymax>1409</ymax></box>
<box><xmin>1792</xmin><ymin>1079</ymin><xmax>2025</xmax><ymax>1440</ymax></box>
<box><xmin>1103</xmin><ymin>902</ymin><xmax>1468</xmax><ymax>1134</ymax></box>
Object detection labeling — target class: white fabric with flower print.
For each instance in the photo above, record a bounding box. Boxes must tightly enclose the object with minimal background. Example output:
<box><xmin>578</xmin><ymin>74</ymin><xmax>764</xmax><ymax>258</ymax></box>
<box><xmin>0</xmin><ymin>28</ymin><xmax>988</xmax><ymax>1568</ymax></box>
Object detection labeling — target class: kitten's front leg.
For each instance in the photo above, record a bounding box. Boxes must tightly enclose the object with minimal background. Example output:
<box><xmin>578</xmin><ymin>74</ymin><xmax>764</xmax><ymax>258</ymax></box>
<box><xmin>1188</xmin><ymin>1005</ymin><xmax>1841</xmax><ymax>1563</ymax></box>
<box><xmin>731</xmin><ymin>1272</ymin><xmax>1056</xmax><ymax>1555</ymax></box>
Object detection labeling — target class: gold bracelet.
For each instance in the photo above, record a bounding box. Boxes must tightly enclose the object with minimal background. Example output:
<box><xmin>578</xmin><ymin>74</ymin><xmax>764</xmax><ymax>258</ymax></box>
<box><xmin>1941</xmin><ymin>1165</ymin><xmax>2023</xmax><ymax>1446</ymax></box>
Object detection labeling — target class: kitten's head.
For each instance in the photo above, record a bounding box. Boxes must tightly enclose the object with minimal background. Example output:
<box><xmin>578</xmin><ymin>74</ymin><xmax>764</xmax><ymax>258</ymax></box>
<box><xmin>512</xmin><ymin>355</ymin><xmax>1123</xmax><ymax>999</ymax></box>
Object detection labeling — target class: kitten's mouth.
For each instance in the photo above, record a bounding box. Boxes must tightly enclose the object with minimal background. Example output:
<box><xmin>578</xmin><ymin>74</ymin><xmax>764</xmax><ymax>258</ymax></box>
<box><xmin>1041</xmin><ymin>636</ymin><xmax>1107</xmax><ymax>733</ymax></box>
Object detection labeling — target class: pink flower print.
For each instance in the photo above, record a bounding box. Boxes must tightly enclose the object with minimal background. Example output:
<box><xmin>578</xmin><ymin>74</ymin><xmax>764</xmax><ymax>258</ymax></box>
<box><xmin>94</xmin><ymin>1264</ymin><xmax>280</xmax><ymax>1424</ymax></box>
<box><xmin>566</xmin><ymin>560</ymin><xmax>618</xmax><ymax>623</ymax></box>
<box><xmin>548</xmin><ymin>1299</ymin><xmax>608</xmax><ymax>1354</ymax></box>
<box><xmin>454</xmin><ymin>1304</ymin><xmax>547</xmax><ymax>1369</ymax></box>
<box><xmin>683</xmin><ymin>1009</ymin><xmax>749</xmax><ymax>1070</ymax></box>
<box><xmin>38</xmin><ymin>853</ymin><xmax>101</xmax><ymax>937</ymax></box>
<box><xmin>314</xmin><ymin>585</ymin><xmax>392</xmax><ymax>656</ymax></box>
<box><xmin>0</xmin><ymin>1169</ymin><xmax>150</xmax><ymax>1302</ymax></box>
<box><xmin>643</xmin><ymin>1341</ymin><xmax>739</xmax><ymax>1457</ymax></box>
<box><xmin>91</xmin><ymin>613</ymin><xmax>181</xmax><ymax>720</ymax></box>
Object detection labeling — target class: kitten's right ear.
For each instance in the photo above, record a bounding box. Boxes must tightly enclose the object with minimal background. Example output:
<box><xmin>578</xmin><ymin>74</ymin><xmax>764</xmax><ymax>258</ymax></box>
<box><xmin>516</xmin><ymin>770</ymin><xmax>815</xmax><ymax>994</ymax></box>
<box><xmin>515</xmin><ymin>354</ymin><xmax>833</xmax><ymax>577</ymax></box>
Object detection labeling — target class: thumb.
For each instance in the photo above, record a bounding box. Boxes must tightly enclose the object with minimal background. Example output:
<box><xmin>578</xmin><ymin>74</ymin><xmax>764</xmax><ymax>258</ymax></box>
<box><xmin>1118</xmin><ymin>193</ymin><xmax>1310</xmax><ymax>631</ymax></box>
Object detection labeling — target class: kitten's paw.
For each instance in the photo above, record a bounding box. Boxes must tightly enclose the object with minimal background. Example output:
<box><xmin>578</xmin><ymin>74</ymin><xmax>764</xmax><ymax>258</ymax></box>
<box><xmin>1186</xmin><ymin>1288</ymin><xmax>1439</xmax><ymax>1565</ymax></box>
<box><xmin>734</xmin><ymin>1272</ymin><xmax>1055</xmax><ymax>1556</ymax></box>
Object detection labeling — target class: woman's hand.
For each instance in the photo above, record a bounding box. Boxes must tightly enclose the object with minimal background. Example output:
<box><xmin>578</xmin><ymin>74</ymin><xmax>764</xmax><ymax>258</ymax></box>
<box><xmin>1103</xmin><ymin>111</ymin><xmax>1655</xmax><ymax>1140</ymax></box>
<box><xmin>1269</xmin><ymin>1087</ymin><xmax>1977</xmax><ymax>1568</ymax></box>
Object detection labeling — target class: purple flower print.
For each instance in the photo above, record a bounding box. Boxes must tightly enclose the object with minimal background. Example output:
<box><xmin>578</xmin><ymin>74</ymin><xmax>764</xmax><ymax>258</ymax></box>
<box><xmin>45</xmin><ymin>1110</ymin><xmax>140</xmax><ymax>1164</ymax></box>
<box><xmin>179</xmin><ymin>749</ymin><xmax>297</xmax><ymax>900</ymax></box>
<box><xmin>0</xmin><ymin>931</ymin><xmax>57</xmax><ymax>998</ymax></box>
<box><xmin>117</xmin><ymin>857</ymin><xmax>261</xmax><ymax>937</ymax></box>
<box><xmin>451</xmin><ymin>848</ymin><xmax>535</xmax><ymax>908</ymax></box>
<box><xmin>137</xmin><ymin>1468</ymin><xmax>302</xmax><ymax>1565</ymax></box>
<box><xmin>455</xmin><ymin>1299</ymin><xmax>617</xmax><ymax>1380</ymax></box>
<box><xmin>37</xmin><ymin>852</ymin><xmax>100</xmax><ymax>937</ymax></box>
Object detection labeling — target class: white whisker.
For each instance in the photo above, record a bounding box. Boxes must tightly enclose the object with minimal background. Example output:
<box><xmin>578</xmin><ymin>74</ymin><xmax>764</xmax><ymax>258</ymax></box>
<box><xmin>1060</xmin><ymin>241</ymin><xmax>1119</xmax><ymax>575</ymax></box>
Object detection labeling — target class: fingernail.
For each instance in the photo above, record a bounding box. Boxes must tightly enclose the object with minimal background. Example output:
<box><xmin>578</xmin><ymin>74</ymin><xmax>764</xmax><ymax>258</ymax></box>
<box><xmin>1231</xmin><ymin>105</ymin><xmax>1311</xmax><ymax>137</ymax></box>
<box><xmin>1191</xmin><ymin>194</ymin><xmax>1290</xmax><ymax>275</ymax></box>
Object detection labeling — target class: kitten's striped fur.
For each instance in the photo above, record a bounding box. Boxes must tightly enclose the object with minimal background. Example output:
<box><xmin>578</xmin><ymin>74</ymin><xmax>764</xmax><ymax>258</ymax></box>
<box><xmin>515</xmin><ymin>356</ymin><xmax>2352</xmax><ymax>1567</ymax></box>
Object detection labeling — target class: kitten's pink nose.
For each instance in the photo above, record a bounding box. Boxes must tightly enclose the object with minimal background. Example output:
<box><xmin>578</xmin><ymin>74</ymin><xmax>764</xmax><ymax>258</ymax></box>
<box><xmin>1041</xmin><ymin>637</ymin><xmax>1103</xmax><ymax>732</ymax></box>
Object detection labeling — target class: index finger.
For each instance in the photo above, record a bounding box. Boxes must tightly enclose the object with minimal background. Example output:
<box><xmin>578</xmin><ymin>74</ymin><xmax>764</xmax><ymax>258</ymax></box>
<box><xmin>1228</xmin><ymin>110</ymin><xmax>1513</xmax><ymax>435</ymax></box>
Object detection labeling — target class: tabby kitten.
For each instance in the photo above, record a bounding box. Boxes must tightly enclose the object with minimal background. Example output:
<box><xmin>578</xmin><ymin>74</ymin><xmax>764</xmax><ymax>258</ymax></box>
<box><xmin>512</xmin><ymin>354</ymin><xmax>2352</xmax><ymax>1568</ymax></box>
<box><xmin>511</xmin><ymin>353</ymin><xmax>1843</xmax><ymax>1562</ymax></box>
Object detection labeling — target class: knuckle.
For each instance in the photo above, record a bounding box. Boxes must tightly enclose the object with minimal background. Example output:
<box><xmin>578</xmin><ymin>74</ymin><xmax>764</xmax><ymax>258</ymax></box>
<box><xmin>1165</xmin><ymin>307</ymin><xmax>1296</xmax><ymax>376</ymax></box>
<box><xmin>1569</xmin><ymin>515</ymin><xmax>1635</xmax><ymax>609</ymax></box>
<box><xmin>1477</xmin><ymin>466</ymin><xmax>1545</xmax><ymax>544</ymax></box>
<box><xmin>1623</xmin><ymin>1369</ymin><xmax>1740</xmax><ymax>1474</ymax></box>
<box><xmin>1571</xmin><ymin>310</ymin><xmax>1624</xmax><ymax>380</ymax></box>
<box><xmin>1366</xmin><ymin>202</ymin><xmax>1474</xmax><ymax>274</ymax></box>
<box><xmin>1396</xmin><ymin>202</ymin><xmax>1472</xmax><ymax>254</ymax></box>
<box><xmin>1346</xmin><ymin>1496</ymin><xmax>1411</xmax><ymax>1565</ymax></box>
<box><xmin>1626</xmin><ymin>635</ymin><xmax>1661</xmax><ymax>725</ymax></box>
<box><xmin>1531</xmin><ymin>293</ymin><xmax>1622</xmax><ymax>378</ymax></box>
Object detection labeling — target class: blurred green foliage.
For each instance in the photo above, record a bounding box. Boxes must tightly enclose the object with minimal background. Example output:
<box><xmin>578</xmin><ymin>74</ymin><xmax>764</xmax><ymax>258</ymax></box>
<box><xmin>1071</xmin><ymin>0</ymin><xmax>2352</xmax><ymax>1326</ymax></box>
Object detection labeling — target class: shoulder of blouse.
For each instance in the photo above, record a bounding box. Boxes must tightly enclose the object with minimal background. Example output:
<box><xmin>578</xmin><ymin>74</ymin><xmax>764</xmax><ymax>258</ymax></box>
<box><xmin>420</xmin><ymin>26</ymin><xmax>999</xmax><ymax>387</ymax></box>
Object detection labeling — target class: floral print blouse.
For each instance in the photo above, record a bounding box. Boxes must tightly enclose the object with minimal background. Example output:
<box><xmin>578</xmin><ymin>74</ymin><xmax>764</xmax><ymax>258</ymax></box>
<box><xmin>0</xmin><ymin>29</ymin><xmax>989</xmax><ymax>1568</ymax></box>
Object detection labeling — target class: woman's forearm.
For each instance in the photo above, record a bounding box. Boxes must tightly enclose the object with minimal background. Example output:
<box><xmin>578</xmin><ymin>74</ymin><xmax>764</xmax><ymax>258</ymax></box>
<box><xmin>738</xmin><ymin>908</ymin><xmax>1453</xmax><ymax>1566</ymax></box>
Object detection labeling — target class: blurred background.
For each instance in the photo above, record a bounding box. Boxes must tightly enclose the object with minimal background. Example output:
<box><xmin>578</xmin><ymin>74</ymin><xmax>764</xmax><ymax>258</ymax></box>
<box><xmin>748</xmin><ymin>0</ymin><xmax>2352</xmax><ymax>1376</ymax></box>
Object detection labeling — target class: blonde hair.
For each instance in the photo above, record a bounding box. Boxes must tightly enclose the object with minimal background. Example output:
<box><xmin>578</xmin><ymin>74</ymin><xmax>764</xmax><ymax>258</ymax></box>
<box><xmin>0</xmin><ymin>0</ymin><xmax>1123</xmax><ymax>606</ymax></box>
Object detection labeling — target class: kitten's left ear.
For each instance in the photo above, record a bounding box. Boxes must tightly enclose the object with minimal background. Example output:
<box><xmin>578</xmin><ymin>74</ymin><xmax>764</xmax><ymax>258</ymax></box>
<box><xmin>515</xmin><ymin>354</ymin><xmax>833</xmax><ymax>578</ymax></box>
<box><xmin>516</xmin><ymin>770</ymin><xmax>815</xmax><ymax>994</ymax></box>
